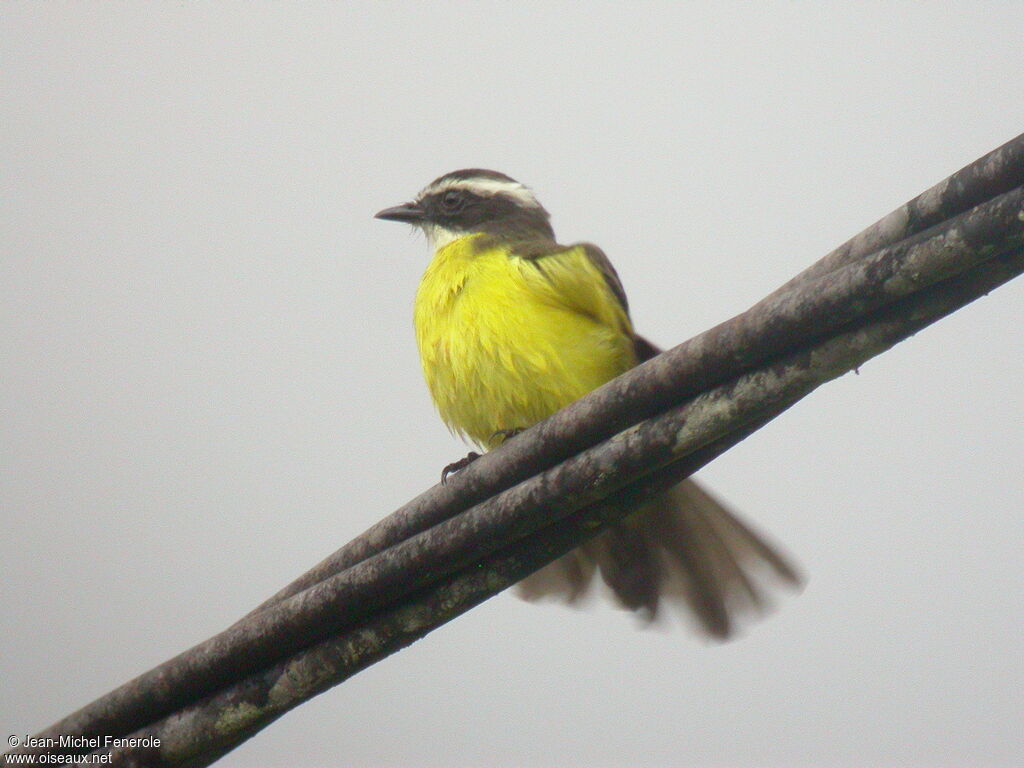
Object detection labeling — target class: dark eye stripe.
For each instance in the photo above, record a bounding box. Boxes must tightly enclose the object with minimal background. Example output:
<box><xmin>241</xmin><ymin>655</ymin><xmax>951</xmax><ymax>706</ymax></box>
<box><xmin>440</xmin><ymin>191</ymin><xmax>465</xmax><ymax>211</ymax></box>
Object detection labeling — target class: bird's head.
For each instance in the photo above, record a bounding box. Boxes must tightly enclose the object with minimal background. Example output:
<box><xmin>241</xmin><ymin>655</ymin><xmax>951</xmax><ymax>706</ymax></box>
<box><xmin>375</xmin><ymin>169</ymin><xmax>554</xmax><ymax>249</ymax></box>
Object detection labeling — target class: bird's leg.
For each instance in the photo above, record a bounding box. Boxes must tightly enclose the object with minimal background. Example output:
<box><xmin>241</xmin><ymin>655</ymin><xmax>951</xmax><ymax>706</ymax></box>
<box><xmin>441</xmin><ymin>452</ymin><xmax>480</xmax><ymax>484</ymax></box>
<box><xmin>440</xmin><ymin>428</ymin><xmax>524</xmax><ymax>484</ymax></box>
<box><xmin>491</xmin><ymin>428</ymin><xmax>523</xmax><ymax>443</ymax></box>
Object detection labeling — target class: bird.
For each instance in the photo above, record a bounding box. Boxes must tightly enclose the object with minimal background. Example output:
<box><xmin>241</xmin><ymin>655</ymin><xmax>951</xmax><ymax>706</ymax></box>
<box><xmin>376</xmin><ymin>169</ymin><xmax>800</xmax><ymax>638</ymax></box>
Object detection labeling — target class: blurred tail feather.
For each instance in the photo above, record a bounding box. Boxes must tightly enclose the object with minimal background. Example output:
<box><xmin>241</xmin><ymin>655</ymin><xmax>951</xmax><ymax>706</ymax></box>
<box><xmin>516</xmin><ymin>478</ymin><xmax>801</xmax><ymax>638</ymax></box>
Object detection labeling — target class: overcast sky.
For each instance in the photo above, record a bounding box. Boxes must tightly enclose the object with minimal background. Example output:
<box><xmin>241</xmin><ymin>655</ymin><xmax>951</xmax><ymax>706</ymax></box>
<box><xmin>2</xmin><ymin>3</ymin><xmax>1023</xmax><ymax>767</ymax></box>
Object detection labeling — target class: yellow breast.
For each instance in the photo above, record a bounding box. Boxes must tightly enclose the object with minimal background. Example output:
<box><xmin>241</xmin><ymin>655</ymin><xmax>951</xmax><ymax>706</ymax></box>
<box><xmin>413</xmin><ymin>234</ymin><xmax>636</xmax><ymax>449</ymax></box>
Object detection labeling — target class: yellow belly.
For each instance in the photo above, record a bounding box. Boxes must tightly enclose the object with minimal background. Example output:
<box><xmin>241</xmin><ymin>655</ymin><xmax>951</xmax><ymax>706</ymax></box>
<box><xmin>414</xmin><ymin>234</ymin><xmax>635</xmax><ymax>449</ymax></box>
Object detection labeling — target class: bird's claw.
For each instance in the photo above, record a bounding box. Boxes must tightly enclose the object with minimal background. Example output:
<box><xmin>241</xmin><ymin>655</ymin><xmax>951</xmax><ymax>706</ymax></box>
<box><xmin>491</xmin><ymin>428</ymin><xmax>523</xmax><ymax>443</ymax></box>
<box><xmin>440</xmin><ymin>429</ymin><xmax>522</xmax><ymax>484</ymax></box>
<box><xmin>441</xmin><ymin>451</ymin><xmax>481</xmax><ymax>484</ymax></box>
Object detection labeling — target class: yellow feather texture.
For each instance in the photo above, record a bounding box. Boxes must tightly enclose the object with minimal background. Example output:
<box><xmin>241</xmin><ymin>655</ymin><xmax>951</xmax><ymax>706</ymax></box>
<box><xmin>414</xmin><ymin>233</ymin><xmax>636</xmax><ymax>450</ymax></box>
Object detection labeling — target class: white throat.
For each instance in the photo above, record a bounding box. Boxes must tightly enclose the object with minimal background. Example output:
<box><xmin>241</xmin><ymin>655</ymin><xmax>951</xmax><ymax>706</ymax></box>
<box><xmin>423</xmin><ymin>223</ymin><xmax>469</xmax><ymax>251</ymax></box>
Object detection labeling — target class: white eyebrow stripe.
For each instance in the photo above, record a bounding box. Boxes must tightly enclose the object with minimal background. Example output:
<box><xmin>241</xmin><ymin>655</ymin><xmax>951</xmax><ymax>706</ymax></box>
<box><xmin>420</xmin><ymin>178</ymin><xmax>541</xmax><ymax>208</ymax></box>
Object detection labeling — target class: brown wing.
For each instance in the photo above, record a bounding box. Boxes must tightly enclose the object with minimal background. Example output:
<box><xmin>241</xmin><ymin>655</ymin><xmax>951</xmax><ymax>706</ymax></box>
<box><xmin>505</xmin><ymin>238</ymin><xmax>634</xmax><ymax>339</ymax></box>
<box><xmin>504</xmin><ymin>236</ymin><xmax>663</xmax><ymax>364</ymax></box>
<box><xmin>507</xmin><ymin>239</ymin><xmax>631</xmax><ymax>313</ymax></box>
<box><xmin>577</xmin><ymin>242</ymin><xmax>631</xmax><ymax>316</ymax></box>
<box><xmin>516</xmin><ymin>239</ymin><xmax>657</xmax><ymax>357</ymax></box>
<box><xmin>632</xmin><ymin>334</ymin><xmax>662</xmax><ymax>363</ymax></box>
<box><xmin>577</xmin><ymin>244</ymin><xmax>671</xmax><ymax>365</ymax></box>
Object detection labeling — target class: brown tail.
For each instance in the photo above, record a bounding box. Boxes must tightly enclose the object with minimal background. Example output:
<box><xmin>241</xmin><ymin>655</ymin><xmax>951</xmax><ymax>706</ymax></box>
<box><xmin>516</xmin><ymin>478</ymin><xmax>802</xmax><ymax>638</ymax></box>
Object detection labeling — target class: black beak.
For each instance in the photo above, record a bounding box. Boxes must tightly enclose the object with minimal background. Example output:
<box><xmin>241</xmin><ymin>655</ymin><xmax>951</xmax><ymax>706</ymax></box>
<box><xmin>374</xmin><ymin>201</ymin><xmax>425</xmax><ymax>224</ymax></box>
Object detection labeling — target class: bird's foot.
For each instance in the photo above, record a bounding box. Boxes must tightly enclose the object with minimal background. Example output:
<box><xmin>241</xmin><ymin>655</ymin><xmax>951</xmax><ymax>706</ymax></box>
<box><xmin>441</xmin><ymin>451</ymin><xmax>481</xmax><ymax>484</ymax></box>
<box><xmin>490</xmin><ymin>428</ymin><xmax>523</xmax><ymax>443</ymax></box>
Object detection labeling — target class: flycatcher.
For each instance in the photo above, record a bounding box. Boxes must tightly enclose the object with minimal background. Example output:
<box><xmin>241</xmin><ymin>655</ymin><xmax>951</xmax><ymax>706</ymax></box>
<box><xmin>377</xmin><ymin>169</ymin><xmax>798</xmax><ymax>637</ymax></box>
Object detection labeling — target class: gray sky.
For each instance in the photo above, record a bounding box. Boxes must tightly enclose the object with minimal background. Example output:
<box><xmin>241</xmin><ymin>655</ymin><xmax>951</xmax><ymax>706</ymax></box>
<box><xmin>2</xmin><ymin>3</ymin><xmax>1023</xmax><ymax>767</ymax></box>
